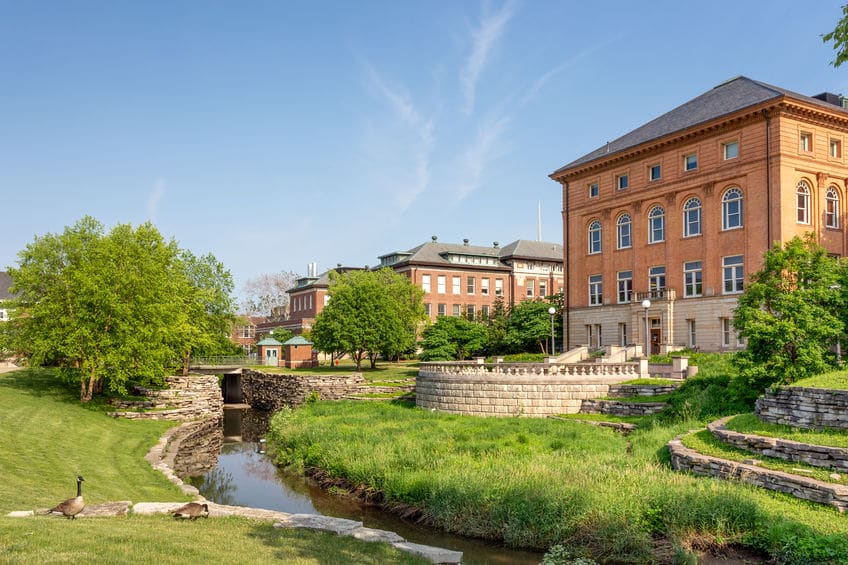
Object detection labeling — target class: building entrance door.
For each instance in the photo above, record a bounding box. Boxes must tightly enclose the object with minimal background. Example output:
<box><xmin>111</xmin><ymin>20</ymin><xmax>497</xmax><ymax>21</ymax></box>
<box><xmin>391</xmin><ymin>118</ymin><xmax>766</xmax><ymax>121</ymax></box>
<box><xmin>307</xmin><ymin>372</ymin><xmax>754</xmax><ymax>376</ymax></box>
<box><xmin>265</xmin><ymin>348</ymin><xmax>278</xmax><ymax>366</ymax></box>
<box><xmin>650</xmin><ymin>328</ymin><xmax>662</xmax><ymax>356</ymax></box>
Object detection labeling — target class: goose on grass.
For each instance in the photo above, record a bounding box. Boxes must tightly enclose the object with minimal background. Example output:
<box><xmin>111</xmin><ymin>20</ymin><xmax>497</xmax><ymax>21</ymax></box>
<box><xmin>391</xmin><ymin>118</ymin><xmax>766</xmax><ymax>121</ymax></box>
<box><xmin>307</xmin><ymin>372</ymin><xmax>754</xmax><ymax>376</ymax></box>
<box><xmin>48</xmin><ymin>475</ymin><xmax>85</xmax><ymax>519</ymax></box>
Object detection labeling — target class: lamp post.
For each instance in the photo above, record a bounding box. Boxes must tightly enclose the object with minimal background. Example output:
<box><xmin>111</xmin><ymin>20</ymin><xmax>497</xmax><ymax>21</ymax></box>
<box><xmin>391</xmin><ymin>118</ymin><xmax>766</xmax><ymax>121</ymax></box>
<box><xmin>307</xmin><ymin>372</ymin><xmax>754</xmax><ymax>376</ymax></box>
<box><xmin>641</xmin><ymin>299</ymin><xmax>651</xmax><ymax>358</ymax></box>
<box><xmin>548</xmin><ymin>306</ymin><xmax>556</xmax><ymax>356</ymax></box>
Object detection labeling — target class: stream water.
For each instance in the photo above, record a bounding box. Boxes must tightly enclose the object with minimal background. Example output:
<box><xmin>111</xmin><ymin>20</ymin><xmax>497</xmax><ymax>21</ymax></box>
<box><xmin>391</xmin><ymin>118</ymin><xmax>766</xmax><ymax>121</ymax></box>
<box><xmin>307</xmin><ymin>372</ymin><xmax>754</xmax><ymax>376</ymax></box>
<box><xmin>187</xmin><ymin>407</ymin><xmax>543</xmax><ymax>565</ymax></box>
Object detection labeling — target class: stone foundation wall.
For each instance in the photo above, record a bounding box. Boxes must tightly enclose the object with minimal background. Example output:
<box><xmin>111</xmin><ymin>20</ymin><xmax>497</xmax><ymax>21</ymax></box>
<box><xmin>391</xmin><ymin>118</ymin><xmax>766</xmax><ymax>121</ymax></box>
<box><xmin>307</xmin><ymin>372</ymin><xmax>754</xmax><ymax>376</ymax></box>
<box><xmin>708</xmin><ymin>417</ymin><xmax>848</xmax><ymax>472</ymax></box>
<box><xmin>668</xmin><ymin>437</ymin><xmax>848</xmax><ymax>512</ymax></box>
<box><xmin>110</xmin><ymin>375</ymin><xmax>223</xmax><ymax>421</ymax></box>
<box><xmin>169</xmin><ymin>418</ymin><xmax>223</xmax><ymax>477</ymax></box>
<box><xmin>756</xmin><ymin>387</ymin><xmax>848</xmax><ymax>430</ymax></box>
<box><xmin>579</xmin><ymin>399</ymin><xmax>667</xmax><ymax>416</ymax></box>
<box><xmin>415</xmin><ymin>374</ymin><xmax>636</xmax><ymax>417</ymax></box>
<box><xmin>607</xmin><ymin>384</ymin><xmax>679</xmax><ymax>397</ymax></box>
<box><xmin>242</xmin><ymin>370</ymin><xmax>366</xmax><ymax>412</ymax></box>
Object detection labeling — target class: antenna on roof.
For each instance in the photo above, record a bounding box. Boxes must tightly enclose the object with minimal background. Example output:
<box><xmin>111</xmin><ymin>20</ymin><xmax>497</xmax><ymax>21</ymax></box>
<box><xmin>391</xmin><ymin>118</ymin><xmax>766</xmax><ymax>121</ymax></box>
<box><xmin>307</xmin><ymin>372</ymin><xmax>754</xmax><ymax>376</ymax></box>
<box><xmin>431</xmin><ymin>235</ymin><xmax>438</xmax><ymax>242</ymax></box>
<box><xmin>463</xmin><ymin>238</ymin><xmax>470</xmax><ymax>246</ymax></box>
<box><xmin>537</xmin><ymin>201</ymin><xmax>542</xmax><ymax>242</ymax></box>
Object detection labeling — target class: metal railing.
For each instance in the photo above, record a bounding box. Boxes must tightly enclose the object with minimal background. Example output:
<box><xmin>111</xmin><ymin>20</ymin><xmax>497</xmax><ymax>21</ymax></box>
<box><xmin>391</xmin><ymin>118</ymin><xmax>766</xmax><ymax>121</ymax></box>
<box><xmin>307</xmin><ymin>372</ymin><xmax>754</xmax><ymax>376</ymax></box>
<box><xmin>189</xmin><ymin>355</ymin><xmax>257</xmax><ymax>367</ymax></box>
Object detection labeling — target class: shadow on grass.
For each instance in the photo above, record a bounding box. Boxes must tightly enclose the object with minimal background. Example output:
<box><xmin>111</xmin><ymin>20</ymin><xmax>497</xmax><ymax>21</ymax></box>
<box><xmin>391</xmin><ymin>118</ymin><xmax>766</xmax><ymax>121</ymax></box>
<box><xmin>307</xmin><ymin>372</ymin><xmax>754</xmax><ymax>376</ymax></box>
<box><xmin>0</xmin><ymin>368</ymin><xmax>79</xmax><ymax>402</ymax></box>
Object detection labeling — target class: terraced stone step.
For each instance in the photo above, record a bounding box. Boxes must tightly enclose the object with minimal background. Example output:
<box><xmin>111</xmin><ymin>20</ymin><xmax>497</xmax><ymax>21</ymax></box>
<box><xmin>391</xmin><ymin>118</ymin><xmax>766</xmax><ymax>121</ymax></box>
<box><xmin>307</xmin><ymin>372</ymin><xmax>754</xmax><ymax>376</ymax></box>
<box><xmin>707</xmin><ymin>416</ymin><xmax>848</xmax><ymax>473</ymax></box>
<box><xmin>579</xmin><ymin>398</ymin><xmax>667</xmax><ymax>417</ymax></box>
<box><xmin>668</xmin><ymin>435</ymin><xmax>848</xmax><ymax>512</ymax></box>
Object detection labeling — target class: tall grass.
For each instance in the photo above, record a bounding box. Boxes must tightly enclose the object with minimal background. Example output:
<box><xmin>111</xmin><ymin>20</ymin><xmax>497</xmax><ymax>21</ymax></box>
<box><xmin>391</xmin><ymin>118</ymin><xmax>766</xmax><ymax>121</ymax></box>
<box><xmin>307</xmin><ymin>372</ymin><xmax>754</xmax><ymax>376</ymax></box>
<box><xmin>268</xmin><ymin>400</ymin><xmax>848</xmax><ymax>563</ymax></box>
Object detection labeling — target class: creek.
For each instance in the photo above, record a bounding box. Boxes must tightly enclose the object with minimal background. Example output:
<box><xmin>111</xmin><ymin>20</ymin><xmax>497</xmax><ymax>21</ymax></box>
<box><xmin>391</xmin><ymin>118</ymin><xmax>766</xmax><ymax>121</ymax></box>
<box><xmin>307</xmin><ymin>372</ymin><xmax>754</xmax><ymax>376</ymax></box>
<box><xmin>186</xmin><ymin>406</ymin><xmax>543</xmax><ymax>565</ymax></box>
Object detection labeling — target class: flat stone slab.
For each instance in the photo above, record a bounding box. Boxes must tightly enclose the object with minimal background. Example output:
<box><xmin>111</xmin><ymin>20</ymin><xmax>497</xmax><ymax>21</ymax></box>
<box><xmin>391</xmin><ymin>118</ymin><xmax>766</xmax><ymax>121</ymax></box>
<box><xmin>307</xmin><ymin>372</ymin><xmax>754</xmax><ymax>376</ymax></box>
<box><xmin>349</xmin><ymin>526</ymin><xmax>405</xmax><ymax>544</ymax></box>
<box><xmin>7</xmin><ymin>510</ymin><xmax>34</xmax><ymax>517</ymax></box>
<box><xmin>391</xmin><ymin>541</ymin><xmax>463</xmax><ymax>564</ymax></box>
<box><xmin>273</xmin><ymin>513</ymin><xmax>363</xmax><ymax>536</ymax></box>
<box><xmin>10</xmin><ymin>502</ymin><xmax>133</xmax><ymax>519</ymax></box>
<box><xmin>131</xmin><ymin>502</ymin><xmax>187</xmax><ymax>515</ymax></box>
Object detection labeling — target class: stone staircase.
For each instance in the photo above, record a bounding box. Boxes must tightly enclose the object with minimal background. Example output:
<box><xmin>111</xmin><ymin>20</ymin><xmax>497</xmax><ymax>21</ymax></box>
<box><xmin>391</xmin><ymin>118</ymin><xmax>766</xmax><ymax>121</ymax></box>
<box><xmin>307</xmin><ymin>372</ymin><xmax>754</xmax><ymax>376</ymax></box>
<box><xmin>668</xmin><ymin>386</ymin><xmax>848</xmax><ymax>512</ymax></box>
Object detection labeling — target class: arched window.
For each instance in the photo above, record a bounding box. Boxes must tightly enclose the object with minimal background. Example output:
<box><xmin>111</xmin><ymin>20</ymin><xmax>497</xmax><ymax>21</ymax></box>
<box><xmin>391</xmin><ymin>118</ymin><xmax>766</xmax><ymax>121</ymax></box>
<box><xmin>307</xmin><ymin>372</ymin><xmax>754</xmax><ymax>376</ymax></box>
<box><xmin>826</xmin><ymin>186</ymin><xmax>840</xmax><ymax>229</ymax></box>
<box><xmin>616</xmin><ymin>214</ymin><xmax>632</xmax><ymax>249</ymax></box>
<box><xmin>683</xmin><ymin>198</ymin><xmax>702</xmax><ymax>237</ymax></box>
<box><xmin>648</xmin><ymin>206</ymin><xmax>665</xmax><ymax>243</ymax></box>
<box><xmin>722</xmin><ymin>187</ymin><xmax>743</xmax><ymax>230</ymax></box>
<box><xmin>796</xmin><ymin>181</ymin><xmax>811</xmax><ymax>224</ymax></box>
<box><xmin>588</xmin><ymin>220</ymin><xmax>602</xmax><ymax>254</ymax></box>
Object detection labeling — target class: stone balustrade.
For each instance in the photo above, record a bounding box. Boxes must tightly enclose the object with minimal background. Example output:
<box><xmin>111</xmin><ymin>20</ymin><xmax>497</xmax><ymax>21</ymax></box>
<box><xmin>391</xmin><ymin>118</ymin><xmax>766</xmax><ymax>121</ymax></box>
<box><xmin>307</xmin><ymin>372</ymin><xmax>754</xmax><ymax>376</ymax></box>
<box><xmin>668</xmin><ymin>436</ymin><xmax>848</xmax><ymax>512</ymax></box>
<box><xmin>418</xmin><ymin>361</ymin><xmax>644</xmax><ymax>379</ymax></box>
<box><xmin>708</xmin><ymin>416</ymin><xmax>848</xmax><ymax>472</ymax></box>
<box><xmin>756</xmin><ymin>387</ymin><xmax>848</xmax><ymax>430</ymax></box>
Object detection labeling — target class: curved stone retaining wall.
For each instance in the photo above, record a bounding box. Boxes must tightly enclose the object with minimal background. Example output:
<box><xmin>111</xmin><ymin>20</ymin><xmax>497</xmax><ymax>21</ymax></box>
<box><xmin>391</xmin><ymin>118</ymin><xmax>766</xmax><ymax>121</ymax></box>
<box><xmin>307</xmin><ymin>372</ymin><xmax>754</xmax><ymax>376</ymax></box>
<box><xmin>110</xmin><ymin>375</ymin><xmax>223</xmax><ymax>421</ymax></box>
<box><xmin>756</xmin><ymin>387</ymin><xmax>848</xmax><ymax>430</ymax></box>
<box><xmin>242</xmin><ymin>370</ymin><xmax>366</xmax><ymax>412</ymax></box>
<box><xmin>668</xmin><ymin>437</ymin><xmax>848</xmax><ymax>512</ymax></box>
<box><xmin>708</xmin><ymin>416</ymin><xmax>848</xmax><ymax>472</ymax></box>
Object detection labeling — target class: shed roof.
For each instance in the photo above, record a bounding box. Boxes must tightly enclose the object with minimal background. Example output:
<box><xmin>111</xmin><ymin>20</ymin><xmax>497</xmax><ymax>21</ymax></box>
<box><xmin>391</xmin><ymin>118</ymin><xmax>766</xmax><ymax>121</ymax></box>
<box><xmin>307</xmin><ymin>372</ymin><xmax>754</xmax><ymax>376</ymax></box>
<box><xmin>283</xmin><ymin>336</ymin><xmax>313</xmax><ymax>346</ymax></box>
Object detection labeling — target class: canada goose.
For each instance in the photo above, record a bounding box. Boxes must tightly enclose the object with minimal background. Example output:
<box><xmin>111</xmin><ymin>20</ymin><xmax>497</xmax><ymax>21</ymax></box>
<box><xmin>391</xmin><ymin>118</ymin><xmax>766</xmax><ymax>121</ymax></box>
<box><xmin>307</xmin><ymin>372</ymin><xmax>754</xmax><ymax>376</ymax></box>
<box><xmin>49</xmin><ymin>475</ymin><xmax>85</xmax><ymax>519</ymax></box>
<box><xmin>172</xmin><ymin>502</ymin><xmax>209</xmax><ymax>520</ymax></box>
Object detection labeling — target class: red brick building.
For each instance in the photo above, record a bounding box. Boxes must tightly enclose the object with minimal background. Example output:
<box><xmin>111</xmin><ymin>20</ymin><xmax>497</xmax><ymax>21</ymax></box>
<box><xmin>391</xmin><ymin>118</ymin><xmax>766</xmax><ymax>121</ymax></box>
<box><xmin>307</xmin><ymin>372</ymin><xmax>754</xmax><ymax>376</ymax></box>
<box><xmin>550</xmin><ymin>76</ymin><xmax>848</xmax><ymax>353</ymax></box>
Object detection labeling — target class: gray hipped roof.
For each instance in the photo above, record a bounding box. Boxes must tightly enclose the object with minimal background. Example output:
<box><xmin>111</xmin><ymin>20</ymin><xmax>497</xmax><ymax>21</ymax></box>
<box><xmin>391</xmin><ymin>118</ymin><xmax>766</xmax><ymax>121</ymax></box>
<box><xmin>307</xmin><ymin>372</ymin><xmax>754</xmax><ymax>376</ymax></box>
<box><xmin>552</xmin><ymin>76</ymin><xmax>848</xmax><ymax>175</ymax></box>
<box><xmin>383</xmin><ymin>239</ymin><xmax>563</xmax><ymax>269</ymax></box>
<box><xmin>0</xmin><ymin>272</ymin><xmax>13</xmax><ymax>300</ymax></box>
<box><xmin>498</xmin><ymin>240</ymin><xmax>563</xmax><ymax>262</ymax></box>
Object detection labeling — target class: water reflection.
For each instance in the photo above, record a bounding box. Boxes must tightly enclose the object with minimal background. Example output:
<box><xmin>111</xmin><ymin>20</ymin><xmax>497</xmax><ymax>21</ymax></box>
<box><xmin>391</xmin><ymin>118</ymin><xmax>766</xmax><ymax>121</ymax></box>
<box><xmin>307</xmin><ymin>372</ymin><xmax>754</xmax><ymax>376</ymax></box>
<box><xmin>188</xmin><ymin>407</ymin><xmax>543</xmax><ymax>565</ymax></box>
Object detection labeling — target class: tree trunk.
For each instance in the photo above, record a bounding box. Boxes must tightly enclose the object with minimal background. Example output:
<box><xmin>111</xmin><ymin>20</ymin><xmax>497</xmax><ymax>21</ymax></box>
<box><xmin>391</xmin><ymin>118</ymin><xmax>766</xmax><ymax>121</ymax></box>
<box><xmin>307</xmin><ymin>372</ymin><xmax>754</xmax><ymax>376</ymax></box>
<box><xmin>80</xmin><ymin>368</ymin><xmax>96</xmax><ymax>402</ymax></box>
<box><xmin>182</xmin><ymin>351</ymin><xmax>190</xmax><ymax>376</ymax></box>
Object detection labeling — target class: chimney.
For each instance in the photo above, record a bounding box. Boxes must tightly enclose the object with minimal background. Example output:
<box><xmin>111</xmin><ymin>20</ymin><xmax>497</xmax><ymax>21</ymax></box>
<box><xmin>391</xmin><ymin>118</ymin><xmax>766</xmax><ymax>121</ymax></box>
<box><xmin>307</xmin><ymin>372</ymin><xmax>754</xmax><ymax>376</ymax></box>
<box><xmin>463</xmin><ymin>238</ymin><xmax>470</xmax><ymax>246</ymax></box>
<box><xmin>431</xmin><ymin>235</ymin><xmax>438</xmax><ymax>242</ymax></box>
<box><xmin>493</xmin><ymin>241</ymin><xmax>499</xmax><ymax>248</ymax></box>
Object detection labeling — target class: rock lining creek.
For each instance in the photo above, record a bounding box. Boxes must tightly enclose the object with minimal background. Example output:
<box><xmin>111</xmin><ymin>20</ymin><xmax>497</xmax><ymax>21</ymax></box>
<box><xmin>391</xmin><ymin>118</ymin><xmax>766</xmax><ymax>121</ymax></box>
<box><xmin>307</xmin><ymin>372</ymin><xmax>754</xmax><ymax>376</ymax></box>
<box><xmin>186</xmin><ymin>406</ymin><xmax>543</xmax><ymax>565</ymax></box>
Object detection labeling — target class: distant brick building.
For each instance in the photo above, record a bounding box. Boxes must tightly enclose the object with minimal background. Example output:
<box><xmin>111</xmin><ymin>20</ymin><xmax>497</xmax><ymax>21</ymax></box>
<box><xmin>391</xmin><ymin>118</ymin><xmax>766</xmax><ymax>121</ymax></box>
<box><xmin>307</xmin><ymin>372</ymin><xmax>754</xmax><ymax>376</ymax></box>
<box><xmin>379</xmin><ymin>237</ymin><xmax>564</xmax><ymax>321</ymax></box>
<box><xmin>550</xmin><ymin>76</ymin><xmax>848</xmax><ymax>353</ymax></box>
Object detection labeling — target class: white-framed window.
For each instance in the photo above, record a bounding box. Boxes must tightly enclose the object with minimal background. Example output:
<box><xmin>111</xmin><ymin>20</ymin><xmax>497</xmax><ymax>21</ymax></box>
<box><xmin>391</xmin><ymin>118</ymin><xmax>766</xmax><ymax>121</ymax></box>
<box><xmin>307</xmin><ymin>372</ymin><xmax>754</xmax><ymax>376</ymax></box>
<box><xmin>466</xmin><ymin>304</ymin><xmax>475</xmax><ymax>319</ymax></box>
<box><xmin>481</xmin><ymin>277</ymin><xmax>490</xmax><ymax>296</ymax></box>
<box><xmin>649</xmin><ymin>266</ymin><xmax>666</xmax><ymax>294</ymax></box>
<box><xmin>588</xmin><ymin>220</ymin><xmax>602</xmax><ymax>254</ymax></box>
<box><xmin>648</xmin><ymin>206</ymin><xmax>665</xmax><ymax>243</ymax></box>
<box><xmin>684</xmin><ymin>153</ymin><xmax>697</xmax><ymax>171</ymax></box>
<box><xmin>618</xmin><ymin>322</ymin><xmax>628</xmax><ymax>346</ymax></box>
<box><xmin>495</xmin><ymin>278</ymin><xmax>503</xmax><ymax>296</ymax></box>
<box><xmin>616</xmin><ymin>174</ymin><xmax>628</xmax><ymax>190</ymax></box>
<box><xmin>589</xmin><ymin>274</ymin><xmax>603</xmax><ymax>306</ymax></box>
<box><xmin>616</xmin><ymin>213</ymin><xmax>632</xmax><ymax>249</ymax></box>
<box><xmin>649</xmin><ymin>164</ymin><xmax>661</xmax><ymax>181</ymax></box>
<box><xmin>721</xmin><ymin>318</ymin><xmax>731</xmax><ymax>348</ymax></box>
<box><xmin>831</xmin><ymin>138</ymin><xmax>842</xmax><ymax>158</ymax></box>
<box><xmin>594</xmin><ymin>324</ymin><xmax>603</xmax><ymax>347</ymax></box>
<box><xmin>723</xmin><ymin>255</ymin><xmax>744</xmax><ymax>294</ymax></box>
<box><xmin>827</xmin><ymin>186</ymin><xmax>840</xmax><ymax>228</ymax></box>
<box><xmin>437</xmin><ymin>303</ymin><xmax>446</xmax><ymax>317</ymax></box>
<box><xmin>324</xmin><ymin>294</ymin><xmax>331</xmax><ymax>306</ymax></box>
<box><xmin>617</xmin><ymin>270</ymin><xmax>633</xmax><ymax>304</ymax></box>
<box><xmin>723</xmin><ymin>141</ymin><xmax>738</xmax><ymax>160</ymax></box>
<box><xmin>452</xmin><ymin>276</ymin><xmax>461</xmax><ymax>294</ymax></box>
<box><xmin>437</xmin><ymin>275</ymin><xmax>446</xmax><ymax>294</ymax></box>
<box><xmin>539</xmin><ymin>280</ymin><xmax>547</xmax><ymax>297</ymax></box>
<box><xmin>586</xmin><ymin>325</ymin><xmax>594</xmax><ymax>347</ymax></box>
<box><xmin>796</xmin><ymin>180</ymin><xmax>811</xmax><ymax>224</ymax></box>
<box><xmin>688</xmin><ymin>319</ymin><xmax>697</xmax><ymax>347</ymax></box>
<box><xmin>467</xmin><ymin>276</ymin><xmax>476</xmax><ymax>294</ymax></box>
<box><xmin>421</xmin><ymin>274</ymin><xmax>431</xmax><ymax>293</ymax></box>
<box><xmin>683</xmin><ymin>197</ymin><xmax>702</xmax><ymax>237</ymax></box>
<box><xmin>800</xmin><ymin>131</ymin><xmax>812</xmax><ymax>152</ymax></box>
<box><xmin>526</xmin><ymin>279</ymin><xmax>535</xmax><ymax>298</ymax></box>
<box><xmin>684</xmin><ymin>261</ymin><xmax>703</xmax><ymax>297</ymax></box>
<box><xmin>589</xmin><ymin>182</ymin><xmax>599</xmax><ymax>198</ymax></box>
<box><xmin>722</xmin><ymin>187</ymin><xmax>743</xmax><ymax>230</ymax></box>
<box><xmin>452</xmin><ymin>304</ymin><xmax>461</xmax><ymax>317</ymax></box>
<box><xmin>424</xmin><ymin>303</ymin><xmax>431</xmax><ymax>317</ymax></box>
<box><xmin>481</xmin><ymin>305</ymin><xmax>490</xmax><ymax>319</ymax></box>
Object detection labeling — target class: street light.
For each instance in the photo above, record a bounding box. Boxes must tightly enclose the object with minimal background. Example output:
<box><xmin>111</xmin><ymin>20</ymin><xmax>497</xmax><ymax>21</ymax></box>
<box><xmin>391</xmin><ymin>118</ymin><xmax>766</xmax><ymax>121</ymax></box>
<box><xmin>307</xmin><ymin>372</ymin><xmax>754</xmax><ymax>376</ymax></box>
<box><xmin>641</xmin><ymin>299</ymin><xmax>651</xmax><ymax>358</ymax></box>
<box><xmin>548</xmin><ymin>307</ymin><xmax>557</xmax><ymax>356</ymax></box>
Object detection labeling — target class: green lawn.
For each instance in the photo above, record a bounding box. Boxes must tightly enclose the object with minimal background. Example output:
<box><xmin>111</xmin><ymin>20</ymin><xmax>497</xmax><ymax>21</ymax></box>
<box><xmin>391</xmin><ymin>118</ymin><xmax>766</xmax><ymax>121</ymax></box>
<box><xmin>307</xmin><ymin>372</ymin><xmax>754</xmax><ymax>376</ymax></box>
<box><xmin>725</xmin><ymin>413</ymin><xmax>848</xmax><ymax>449</ymax></box>
<box><xmin>268</xmin><ymin>400</ymin><xmax>848</xmax><ymax>563</ymax></box>
<box><xmin>0</xmin><ymin>369</ymin><xmax>427</xmax><ymax>564</ymax></box>
<box><xmin>791</xmin><ymin>370</ymin><xmax>848</xmax><ymax>390</ymax></box>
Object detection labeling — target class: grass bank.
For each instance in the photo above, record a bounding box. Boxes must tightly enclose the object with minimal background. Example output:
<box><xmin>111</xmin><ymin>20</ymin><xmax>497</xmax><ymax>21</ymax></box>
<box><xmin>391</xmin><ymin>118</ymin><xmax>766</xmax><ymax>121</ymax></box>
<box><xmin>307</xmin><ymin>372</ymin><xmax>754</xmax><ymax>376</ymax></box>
<box><xmin>268</xmin><ymin>400</ymin><xmax>848</xmax><ymax>563</ymax></box>
<box><xmin>0</xmin><ymin>369</ymin><xmax>427</xmax><ymax>564</ymax></box>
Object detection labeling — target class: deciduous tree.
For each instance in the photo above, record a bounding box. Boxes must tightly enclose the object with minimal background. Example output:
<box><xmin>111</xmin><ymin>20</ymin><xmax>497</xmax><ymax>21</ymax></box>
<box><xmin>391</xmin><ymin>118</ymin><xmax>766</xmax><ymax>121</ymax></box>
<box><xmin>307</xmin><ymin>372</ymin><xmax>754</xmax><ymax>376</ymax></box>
<box><xmin>823</xmin><ymin>5</ymin><xmax>848</xmax><ymax>67</ymax></box>
<box><xmin>240</xmin><ymin>271</ymin><xmax>299</xmax><ymax>318</ymax></box>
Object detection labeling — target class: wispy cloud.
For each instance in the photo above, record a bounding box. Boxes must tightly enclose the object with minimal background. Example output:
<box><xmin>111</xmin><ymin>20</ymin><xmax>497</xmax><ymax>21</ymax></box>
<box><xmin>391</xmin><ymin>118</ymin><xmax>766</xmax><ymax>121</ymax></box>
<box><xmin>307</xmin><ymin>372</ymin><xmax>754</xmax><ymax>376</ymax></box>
<box><xmin>520</xmin><ymin>39</ymin><xmax>618</xmax><ymax>107</ymax></box>
<box><xmin>455</xmin><ymin>115</ymin><xmax>509</xmax><ymax>200</ymax></box>
<box><xmin>460</xmin><ymin>2</ymin><xmax>514</xmax><ymax>115</ymax></box>
<box><xmin>362</xmin><ymin>65</ymin><xmax>435</xmax><ymax>210</ymax></box>
<box><xmin>147</xmin><ymin>179</ymin><xmax>166</xmax><ymax>221</ymax></box>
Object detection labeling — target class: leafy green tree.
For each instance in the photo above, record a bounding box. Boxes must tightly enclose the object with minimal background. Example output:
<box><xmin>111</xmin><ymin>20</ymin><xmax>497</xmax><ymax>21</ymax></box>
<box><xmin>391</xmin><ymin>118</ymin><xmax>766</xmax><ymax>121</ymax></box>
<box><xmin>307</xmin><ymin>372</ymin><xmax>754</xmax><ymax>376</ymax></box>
<box><xmin>2</xmin><ymin>216</ymin><xmax>236</xmax><ymax>401</ymax></box>
<box><xmin>733</xmin><ymin>235</ymin><xmax>843</xmax><ymax>396</ymax></box>
<box><xmin>310</xmin><ymin>268</ymin><xmax>424</xmax><ymax>370</ymax></box>
<box><xmin>505</xmin><ymin>299</ymin><xmax>558</xmax><ymax>354</ymax></box>
<box><xmin>419</xmin><ymin>315</ymin><xmax>488</xmax><ymax>361</ymax></box>
<box><xmin>823</xmin><ymin>5</ymin><xmax>848</xmax><ymax>67</ymax></box>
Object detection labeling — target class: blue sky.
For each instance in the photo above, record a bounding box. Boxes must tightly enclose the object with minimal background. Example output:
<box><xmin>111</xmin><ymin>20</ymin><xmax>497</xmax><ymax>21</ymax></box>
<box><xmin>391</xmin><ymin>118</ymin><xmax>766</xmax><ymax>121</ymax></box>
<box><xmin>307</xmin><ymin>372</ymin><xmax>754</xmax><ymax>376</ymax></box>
<box><xmin>2</xmin><ymin>1</ymin><xmax>846</xmax><ymax>301</ymax></box>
